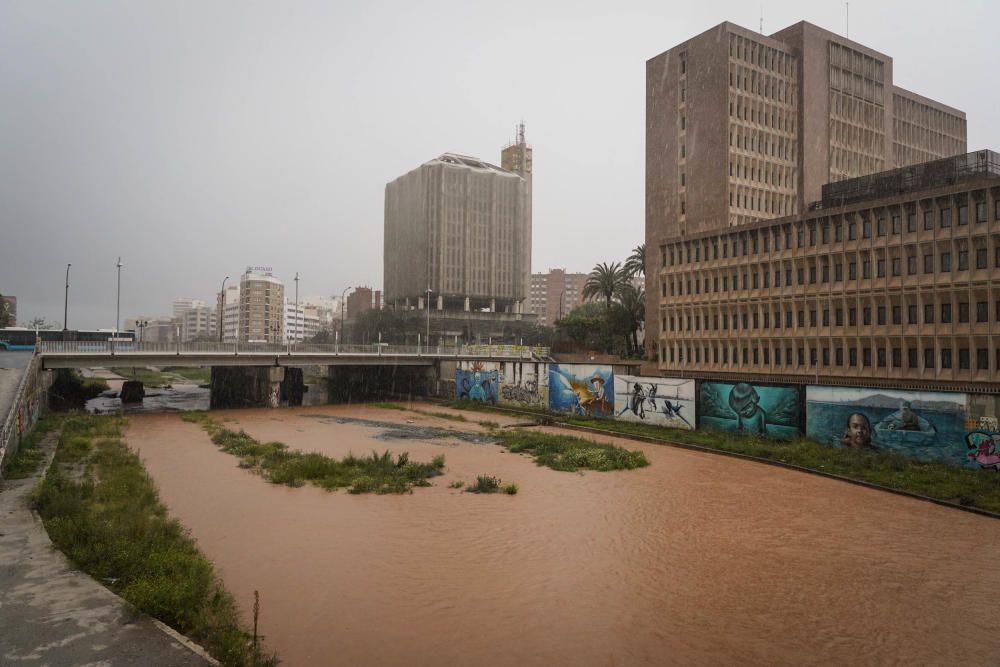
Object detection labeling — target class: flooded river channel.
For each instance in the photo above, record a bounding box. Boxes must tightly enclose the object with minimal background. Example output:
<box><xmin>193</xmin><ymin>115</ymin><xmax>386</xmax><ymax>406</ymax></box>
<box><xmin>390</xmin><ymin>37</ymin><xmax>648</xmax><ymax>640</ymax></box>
<box><xmin>127</xmin><ymin>405</ymin><xmax>1000</xmax><ymax>666</ymax></box>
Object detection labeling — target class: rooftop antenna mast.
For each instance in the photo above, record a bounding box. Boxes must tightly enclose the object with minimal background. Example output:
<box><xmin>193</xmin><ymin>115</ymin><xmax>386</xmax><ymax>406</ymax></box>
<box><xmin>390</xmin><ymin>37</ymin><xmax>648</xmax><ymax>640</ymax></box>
<box><xmin>759</xmin><ymin>3</ymin><xmax>763</xmax><ymax>33</ymax></box>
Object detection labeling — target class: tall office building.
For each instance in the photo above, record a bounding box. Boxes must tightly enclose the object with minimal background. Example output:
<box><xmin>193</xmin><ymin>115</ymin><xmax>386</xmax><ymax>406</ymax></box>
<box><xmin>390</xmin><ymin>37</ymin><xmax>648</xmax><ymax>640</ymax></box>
<box><xmin>384</xmin><ymin>129</ymin><xmax>532</xmax><ymax>314</ymax></box>
<box><xmin>238</xmin><ymin>269</ymin><xmax>284</xmax><ymax>343</ymax></box>
<box><xmin>646</xmin><ymin>20</ymin><xmax>966</xmax><ymax>241</ymax></box>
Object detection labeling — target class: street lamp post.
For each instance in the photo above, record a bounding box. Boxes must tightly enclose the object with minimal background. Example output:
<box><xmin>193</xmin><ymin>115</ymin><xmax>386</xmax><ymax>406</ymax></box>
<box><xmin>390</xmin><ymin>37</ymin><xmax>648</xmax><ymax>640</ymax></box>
<box><xmin>115</xmin><ymin>257</ymin><xmax>122</xmax><ymax>342</ymax></box>
<box><xmin>558</xmin><ymin>288</ymin><xmax>567</xmax><ymax>320</ymax></box>
<box><xmin>219</xmin><ymin>275</ymin><xmax>229</xmax><ymax>343</ymax></box>
<box><xmin>63</xmin><ymin>263</ymin><xmax>71</xmax><ymax>331</ymax></box>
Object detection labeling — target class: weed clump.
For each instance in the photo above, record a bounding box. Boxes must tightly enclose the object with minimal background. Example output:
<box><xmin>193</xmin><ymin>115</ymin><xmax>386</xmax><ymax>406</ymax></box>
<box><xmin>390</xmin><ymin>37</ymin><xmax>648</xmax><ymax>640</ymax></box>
<box><xmin>493</xmin><ymin>430</ymin><xmax>649</xmax><ymax>472</ymax></box>
<box><xmin>464</xmin><ymin>475</ymin><xmax>519</xmax><ymax>495</ymax></box>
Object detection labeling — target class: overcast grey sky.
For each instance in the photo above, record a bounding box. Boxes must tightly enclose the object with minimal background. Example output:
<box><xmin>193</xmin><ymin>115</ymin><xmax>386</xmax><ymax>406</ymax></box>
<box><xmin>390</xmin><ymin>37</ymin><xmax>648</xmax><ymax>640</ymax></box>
<box><xmin>2</xmin><ymin>0</ymin><xmax>997</xmax><ymax>329</ymax></box>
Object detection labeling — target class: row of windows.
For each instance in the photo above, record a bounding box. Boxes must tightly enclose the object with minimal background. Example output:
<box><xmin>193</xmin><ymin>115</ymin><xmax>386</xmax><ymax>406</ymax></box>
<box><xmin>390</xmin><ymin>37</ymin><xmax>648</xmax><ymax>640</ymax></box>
<box><xmin>727</xmin><ymin>34</ymin><xmax>795</xmax><ymax>77</ymax></box>
<box><xmin>663</xmin><ymin>300</ymin><xmax>1000</xmax><ymax>332</ymax></box>
<box><xmin>729</xmin><ymin>94</ymin><xmax>796</xmax><ymax>133</ymax></box>
<box><xmin>664</xmin><ymin>343</ymin><xmax>1000</xmax><ymax>371</ymax></box>
<box><xmin>663</xmin><ymin>196</ymin><xmax>1000</xmax><ymax>265</ymax></box>
<box><xmin>729</xmin><ymin>127</ymin><xmax>796</xmax><ymax>162</ymax></box>
<box><xmin>728</xmin><ymin>157</ymin><xmax>795</xmax><ymax>188</ymax></box>
<box><xmin>728</xmin><ymin>66</ymin><xmax>796</xmax><ymax>105</ymax></box>
<box><xmin>893</xmin><ymin>93</ymin><xmax>967</xmax><ymax>139</ymax></box>
<box><xmin>664</xmin><ymin>244</ymin><xmax>1000</xmax><ymax>296</ymax></box>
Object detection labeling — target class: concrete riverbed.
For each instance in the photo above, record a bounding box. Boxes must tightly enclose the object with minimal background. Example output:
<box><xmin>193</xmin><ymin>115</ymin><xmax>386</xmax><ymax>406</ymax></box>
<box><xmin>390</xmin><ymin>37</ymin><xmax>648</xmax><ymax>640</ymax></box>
<box><xmin>126</xmin><ymin>403</ymin><xmax>1000</xmax><ymax>666</ymax></box>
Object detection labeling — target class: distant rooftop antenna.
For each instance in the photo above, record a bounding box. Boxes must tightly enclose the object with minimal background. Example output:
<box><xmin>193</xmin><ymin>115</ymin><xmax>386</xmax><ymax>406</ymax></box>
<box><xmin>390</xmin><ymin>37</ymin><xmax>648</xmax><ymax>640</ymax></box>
<box><xmin>759</xmin><ymin>3</ymin><xmax>763</xmax><ymax>33</ymax></box>
<box><xmin>517</xmin><ymin>120</ymin><xmax>525</xmax><ymax>145</ymax></box>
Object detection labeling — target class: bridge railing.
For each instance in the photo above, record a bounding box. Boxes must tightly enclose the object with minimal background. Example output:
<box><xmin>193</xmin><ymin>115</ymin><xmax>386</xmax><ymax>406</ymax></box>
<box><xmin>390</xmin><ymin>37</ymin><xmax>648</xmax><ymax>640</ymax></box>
<box><xmin>37</xmin><ymin>341</ymin><xmax>551</xmax><ymax>359</ymax></box>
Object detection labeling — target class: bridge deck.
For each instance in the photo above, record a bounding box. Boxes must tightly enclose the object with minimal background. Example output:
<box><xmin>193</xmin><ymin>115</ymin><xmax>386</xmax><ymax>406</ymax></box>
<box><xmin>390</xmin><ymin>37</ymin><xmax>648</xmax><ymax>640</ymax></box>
<box><xmin>35</xmin><ymin>342</ymin><xmax>551</xmax><ymax>370</ymax></box>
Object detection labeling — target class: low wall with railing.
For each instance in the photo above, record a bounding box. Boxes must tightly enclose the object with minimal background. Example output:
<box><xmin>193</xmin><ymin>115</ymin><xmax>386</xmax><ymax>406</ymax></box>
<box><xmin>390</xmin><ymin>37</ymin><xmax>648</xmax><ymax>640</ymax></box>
<box><xmin>0</xmin><ymin>353</ymin><xmax>49</xmax><ymax>475</ymax></box>
<box><xmin>37</xmin><ymin>340</ymin><xmax>551</xmax><ymax>360</ymax></box>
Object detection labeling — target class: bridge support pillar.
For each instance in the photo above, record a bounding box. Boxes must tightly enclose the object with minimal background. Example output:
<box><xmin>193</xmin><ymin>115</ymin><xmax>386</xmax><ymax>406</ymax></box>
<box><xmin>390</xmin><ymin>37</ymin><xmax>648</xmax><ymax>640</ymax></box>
<box><xmin>266</xmin><ymin>367</ymin><xmax>285</xmax><ymax>408</ymax></box>
<box><xmin>210</xmin><ymin>366</ymin><xmax>302</xmax><ymax>409</ymax></box>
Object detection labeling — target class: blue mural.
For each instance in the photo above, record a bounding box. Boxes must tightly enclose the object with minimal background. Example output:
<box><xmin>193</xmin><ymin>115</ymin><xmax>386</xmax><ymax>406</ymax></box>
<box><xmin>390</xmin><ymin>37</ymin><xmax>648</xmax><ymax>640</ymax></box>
<box><xmin>456</xmin><ymin>362</ymin><xmax>499</xmax><ymax>404</ymax></box>
<box><xmin>806</xmin><ymin>386</ymin><xmax>974</xmax><ymax>467</ymax></box>
<box><xmin>699</xmin><ymin>382</ymin><xmax>800</xmax><ymax>439</ymax></box>
<box><xmin>548</xmin><ymin>364</ymin><xmax>614</xmax><ymax>417</ymax></box>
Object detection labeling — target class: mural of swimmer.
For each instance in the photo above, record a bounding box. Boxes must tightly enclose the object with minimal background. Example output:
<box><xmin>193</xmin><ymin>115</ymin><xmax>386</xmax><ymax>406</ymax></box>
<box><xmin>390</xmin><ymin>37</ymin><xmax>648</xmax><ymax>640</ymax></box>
<box><xmin>806</xmin><ymin>386</ymin><xmax>970</xmax><ymax>466</ymax></box>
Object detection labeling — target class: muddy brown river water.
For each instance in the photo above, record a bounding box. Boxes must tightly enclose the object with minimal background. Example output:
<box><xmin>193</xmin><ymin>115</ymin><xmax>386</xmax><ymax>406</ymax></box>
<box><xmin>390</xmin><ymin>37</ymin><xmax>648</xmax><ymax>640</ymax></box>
<box><xmin>126</xmin><ymin>404</ymin><xmax>1000</xmax><ymax>666</ymax></box>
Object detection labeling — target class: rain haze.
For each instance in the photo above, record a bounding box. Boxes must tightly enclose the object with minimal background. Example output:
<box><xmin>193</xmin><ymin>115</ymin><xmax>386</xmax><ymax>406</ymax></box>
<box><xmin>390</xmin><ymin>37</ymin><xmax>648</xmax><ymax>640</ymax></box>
<box><xmin>2</xmin><ymin>0</ymin><xmax>998</xmax><ymax>329</ymax></box>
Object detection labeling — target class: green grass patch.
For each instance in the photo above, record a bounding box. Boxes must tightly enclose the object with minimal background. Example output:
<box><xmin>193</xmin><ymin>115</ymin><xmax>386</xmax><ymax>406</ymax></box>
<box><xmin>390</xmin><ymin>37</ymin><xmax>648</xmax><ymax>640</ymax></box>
<box><xmin>111</xmin><ymin>367</ymin><xmax>173</xmax><ymax>388</ymax></box>
<box><xmin>33</xmin><ymin>413</ymin><xmax>277</xmax><ymax>666</ymax></box>
<box><xmin>494</xmin><ymin>429</ymin><xmax>649</xmax><ymax>472</ymax></box>
<box><xmin>164</xmin><ymin>367</ymin><xmax>211</xmax><ymax>384</ymax></box>
<box><xmin>183</xmin><ymin>412</ymin><xmax>445</xmax><ymax>494</ymax></box>
<box><xmin>477</xmin><ymin>420</ymin><xmax>500</xmax><ymax>430</ymax></box>
<box><xmin>3</xmin><ymin>414</ymin><xmax>61</xmax><ymax>479</ymax></box>
<box><xmin>448</xmin><ymin>480</ymin><xmax>464</xmax><ymax>489</ymax></box>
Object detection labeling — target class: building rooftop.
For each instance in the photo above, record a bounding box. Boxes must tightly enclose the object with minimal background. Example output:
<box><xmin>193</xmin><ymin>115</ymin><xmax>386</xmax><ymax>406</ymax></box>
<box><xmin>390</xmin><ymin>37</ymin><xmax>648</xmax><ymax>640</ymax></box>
<box><xmin>432</xmin><ymin>153</ymin><xmax>514</xmax><ymax>175</ymax></box>
<box><xmin>817</xmin><ymin>150</ymin><xmax>1000</xmax><ymax>209</ymax></box>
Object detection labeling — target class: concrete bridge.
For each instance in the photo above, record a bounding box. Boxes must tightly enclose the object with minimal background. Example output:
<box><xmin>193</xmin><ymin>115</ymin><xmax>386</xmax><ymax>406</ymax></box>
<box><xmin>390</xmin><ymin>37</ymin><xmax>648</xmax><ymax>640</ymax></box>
<box><xmin>36</xmin><ymin>341</ymin><xmax>550</xmax><ymax>408</ymax></box>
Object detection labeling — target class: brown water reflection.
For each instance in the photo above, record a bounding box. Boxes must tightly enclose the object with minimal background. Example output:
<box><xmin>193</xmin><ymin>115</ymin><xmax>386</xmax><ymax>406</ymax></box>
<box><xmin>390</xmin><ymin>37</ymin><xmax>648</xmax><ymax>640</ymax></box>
<box><xmin>127</xmin><ymin>405</ymin><xmax>1000</xmax><ymax>666</ymax></box>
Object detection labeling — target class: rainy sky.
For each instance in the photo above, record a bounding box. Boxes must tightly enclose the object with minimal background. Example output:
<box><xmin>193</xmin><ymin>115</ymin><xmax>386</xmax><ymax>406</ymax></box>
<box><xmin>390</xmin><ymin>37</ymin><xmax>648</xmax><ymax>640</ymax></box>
<box><xmin>2</xmin><ymin>0</ymin><xmax>998</xmax><ymax>329</ymax></box>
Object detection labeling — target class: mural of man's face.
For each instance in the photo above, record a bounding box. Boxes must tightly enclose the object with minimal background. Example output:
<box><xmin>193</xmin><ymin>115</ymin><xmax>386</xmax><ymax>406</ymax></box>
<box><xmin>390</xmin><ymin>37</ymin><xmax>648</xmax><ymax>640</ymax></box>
<box><xmin>847</xmin><ymin>413</ymin><xmax>871</xmax><ymax>447</ymax></box>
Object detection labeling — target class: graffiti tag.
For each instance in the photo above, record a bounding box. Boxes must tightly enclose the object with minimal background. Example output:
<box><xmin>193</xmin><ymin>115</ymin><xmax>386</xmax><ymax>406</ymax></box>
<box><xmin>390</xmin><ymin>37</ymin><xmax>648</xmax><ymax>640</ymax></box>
<box><xmin>501</xmin><ymin>379</ymin><xmax>540</xmax><ymax>405</ymax></box>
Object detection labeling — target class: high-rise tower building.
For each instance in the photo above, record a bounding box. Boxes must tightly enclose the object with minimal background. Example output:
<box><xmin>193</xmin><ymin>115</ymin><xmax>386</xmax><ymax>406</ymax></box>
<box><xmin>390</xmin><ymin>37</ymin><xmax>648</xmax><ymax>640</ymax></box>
<box><xmin>384</xmin><ymin>129</ymin><xmax>532</xmax><ymax>313</ymax></box>
<box><xmin>646</xmin><ymin>20</ymin><xmax>967</xmax><ymax>242</ymax></box>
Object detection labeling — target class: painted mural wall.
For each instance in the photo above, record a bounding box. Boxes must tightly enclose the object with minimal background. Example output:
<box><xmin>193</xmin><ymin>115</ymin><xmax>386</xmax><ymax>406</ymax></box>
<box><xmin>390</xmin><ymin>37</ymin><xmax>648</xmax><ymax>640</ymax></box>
<box><xmin>806</xmin><ymin>386</ymin><xmax>1000</xmax><ymax>469</ymax></box>
<box><xmin>455</xmin><ymin>361</ymin><xmax>500</xmax><ymax>404</ymax></box>
<box><xmin>699</xmin><ymin>382</ymin><xmax>801</xmax><ymax>439</ymax></box>
<box><xmin>496</xmin><ymin>361</ymin><xmax>549</xmax><ymax>409</ymax></box>
<box><xmin>548</xmin><ymin>364</ymin><xmax>614</xmax><ymax>417</ymax></box>
<box><xmin>613</xmin><ymin>375</ymin><xmax>695</xmax><ymax>430</ymax></box>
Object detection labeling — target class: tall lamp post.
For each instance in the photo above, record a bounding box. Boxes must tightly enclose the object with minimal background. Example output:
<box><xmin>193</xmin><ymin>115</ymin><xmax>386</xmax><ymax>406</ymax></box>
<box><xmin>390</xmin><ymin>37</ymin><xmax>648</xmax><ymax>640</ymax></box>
<box><xmin>115</xmin><ymin>257</ymin><xmax>122</xmax><ymax>340</ymax></box>
<box><xmin>558</xmin><ymin>288</ymin><xmax>567</xmax><ymax>320</ymax></box>
<box><xmin>340</xmin><ymin>286</ymin><xmax>350</xmax><ymax>344</ymax></box>
<box><xmin>425</xmin><ymin>284</ymin><xmax>432</xmax><ymax>349</ymax></box>
<box><xmin>218</xmin><ymin>275</ymin><xmax>229</xmax><ymax>343</ymax></box>
<box><xmin>63</xmin><ymin>263</ymin><xmax>71</xmax><ymax>332</ymax></box>
<box><xmin>294</xmin><ymin>272</ymin><xmax>300</xmax><ymax>351</ymax></box>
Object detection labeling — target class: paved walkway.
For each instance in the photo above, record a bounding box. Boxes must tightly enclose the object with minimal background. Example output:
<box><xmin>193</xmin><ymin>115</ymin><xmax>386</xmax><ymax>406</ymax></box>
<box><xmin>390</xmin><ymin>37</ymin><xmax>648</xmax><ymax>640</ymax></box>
<box><xmin>0</xmin><ymin>433</ymin><xmax>213</xmax><ymax>666</ymax></box>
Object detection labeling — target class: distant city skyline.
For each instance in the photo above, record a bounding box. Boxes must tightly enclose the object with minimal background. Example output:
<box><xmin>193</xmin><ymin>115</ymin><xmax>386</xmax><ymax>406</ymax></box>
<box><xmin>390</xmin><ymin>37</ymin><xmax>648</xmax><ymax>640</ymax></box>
<box><xmin>2</xmin><ymin>1</ymin><xmax>998</xmax><ymax>328</ymax></box>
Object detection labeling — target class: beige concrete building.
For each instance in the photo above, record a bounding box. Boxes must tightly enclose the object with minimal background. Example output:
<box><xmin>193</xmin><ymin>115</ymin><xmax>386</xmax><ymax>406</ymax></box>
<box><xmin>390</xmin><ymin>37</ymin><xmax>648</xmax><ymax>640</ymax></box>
<box><xmin>654</xmin><ymin>151</ymin><xmax>1000</xmax><ymax>392</ymax></box>
<box><xmin>238</xmin><ymin>269</ymin><xmax>283</xmax><ymax>344</ymax></box>
<box><xmin>180</xmin><ymin>305</ymin><xmax>216</xmax><ymax>342</ymax></box>
<box><xmin>530</xmin><ymin>269</ymin><xmax>588</xmax><ymax>326</ymax></box>
<box><xmin>384</xmin><ymin>130</ymin><xmax>532</xmax><ymax>314</ymax></box>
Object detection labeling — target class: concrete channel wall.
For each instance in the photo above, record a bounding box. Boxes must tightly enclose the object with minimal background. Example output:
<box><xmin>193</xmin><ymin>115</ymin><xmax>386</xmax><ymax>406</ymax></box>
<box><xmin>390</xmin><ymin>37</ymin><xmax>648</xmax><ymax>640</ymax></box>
<box><xmin>0</xmin><ymin>354</ymin><xmax>50</xmax><ymax>475</ymax></box>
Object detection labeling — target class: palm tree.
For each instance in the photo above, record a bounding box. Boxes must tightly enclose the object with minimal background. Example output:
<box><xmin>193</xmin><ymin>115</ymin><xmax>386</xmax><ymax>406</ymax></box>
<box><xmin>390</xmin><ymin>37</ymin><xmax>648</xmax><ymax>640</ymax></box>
<box><xmin>583</xmin><ymin>262</ymin><xmax>627</xmax><ymax>308</ymax></box>
<box><xmin>615</xmin><ymin>283</ymin><xmax>645</xmax><ymax>356</ymax></box>
<box><xmin>624</xmin><ymin>243</ymin><xmax>646</xmax><ymax>279</ymax></box>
